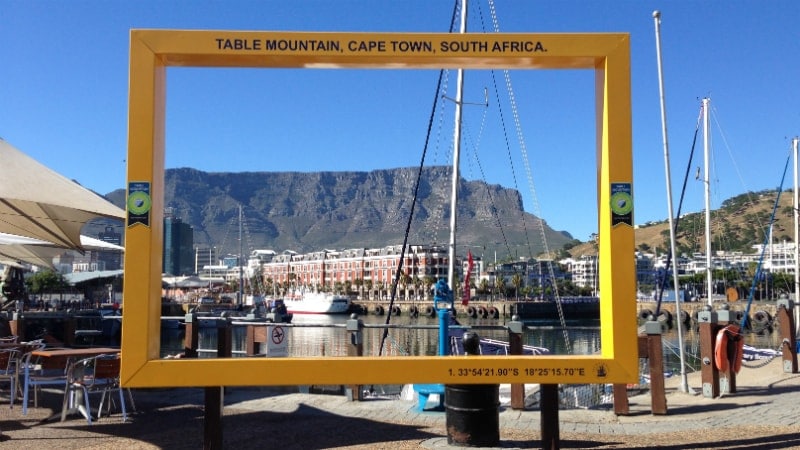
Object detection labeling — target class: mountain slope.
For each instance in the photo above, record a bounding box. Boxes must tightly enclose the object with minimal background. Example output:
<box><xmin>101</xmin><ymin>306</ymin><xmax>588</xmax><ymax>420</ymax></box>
<box><xmin>103</xmin><ymin>166</ymin><xmax>573</xmax><ymax>259</ymax></box>
<box><xmin>568</xmin><ymin>189</ymin><xmax>791</xmax><ymax>257</ymax></box>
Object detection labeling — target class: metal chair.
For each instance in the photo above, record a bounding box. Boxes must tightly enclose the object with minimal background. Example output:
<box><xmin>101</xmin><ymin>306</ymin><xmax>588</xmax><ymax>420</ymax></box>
<box><xmin>0</xmin><ymin>349</ymin><xmax>20</xmax><ymax>408</ymax></box>
<box><xmin>62</xmin><ymin>354</ymin><xmax>127</xmax><ymax>424</ymax></box>
<box><xmin>20</xmin><ymin>346</ymin><xmax>67</xmax><ymax>415</ymax></box>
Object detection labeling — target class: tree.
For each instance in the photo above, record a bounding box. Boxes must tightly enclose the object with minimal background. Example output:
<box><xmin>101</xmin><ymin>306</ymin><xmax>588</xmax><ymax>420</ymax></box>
<box><xmin>478</xmin><ymin>279</ymin><xmax>489</xmax><ymax>296</ymax></box>
<box><xmin>412</xmin><ymin>275</ymin><xmax>422</xmax><ymax>300</ymax></box>
<box><xmin>423</xmin><ymin>276</ymin><xmax>436</xmax><ymax>300</ymax></box>
<box><xmin>364</xmin><ymin>280</ymin><xmax>373</xmax><ymax>300</ymax></box>
<box><xmin>399</xmin><ymin>272</ymin><xmax>411</xmax><ymax>300</ymax></box>
<box><xmin>511</xmin><ymin>273</ymin><xmax>524</xmax><ymax>300</ymax></box>
<box><xmin>26</xmin><ymin>270</ymin><xmax>66</xmax><ymax>295</ymax></box>
<box><xmin>494</xmin><ymin>276</ymin><xmax>506</xmax><ymax>300</ymax></box>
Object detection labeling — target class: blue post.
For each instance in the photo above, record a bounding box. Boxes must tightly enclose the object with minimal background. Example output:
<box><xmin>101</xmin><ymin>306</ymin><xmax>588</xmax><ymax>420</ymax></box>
<box><xmin>434</xmin><ymin>279</ymin><xmax>453</xmax><ymax>356</ymax></box>
<box><xmin>413</xmin><ymin>279</ymin><xmax>453</xmax><ymax>411</ymax></box>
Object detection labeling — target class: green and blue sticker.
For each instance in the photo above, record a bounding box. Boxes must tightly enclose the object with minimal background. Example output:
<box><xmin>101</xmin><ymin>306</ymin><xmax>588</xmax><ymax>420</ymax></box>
<box><xmin>127</xmin><ymin>181</ymin><xmax>152</xmax><ymax>227</ymax></box>
<box><xmin>610</xmin><ymin>182</ymin><xmax>632</xmax><ymax>227</ymax></box>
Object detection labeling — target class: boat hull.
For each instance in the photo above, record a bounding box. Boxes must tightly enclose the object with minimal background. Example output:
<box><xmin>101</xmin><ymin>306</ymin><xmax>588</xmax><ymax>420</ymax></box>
<box><xmin>285</xmin><ymin>293</ymin><xmax>351</xmax><ymax>315</ymax></box>
<box><xmin>513</xmin><ymin>297</ymin><xmax>600</xmax><ymax>321</ymax></box>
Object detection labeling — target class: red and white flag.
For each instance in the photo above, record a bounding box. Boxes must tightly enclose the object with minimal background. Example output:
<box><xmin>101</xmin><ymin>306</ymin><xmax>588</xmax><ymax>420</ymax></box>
<box><xmin>462</xmin><ymin>250</ymin><xmax>474</xmax><ymax>305</ymax></box>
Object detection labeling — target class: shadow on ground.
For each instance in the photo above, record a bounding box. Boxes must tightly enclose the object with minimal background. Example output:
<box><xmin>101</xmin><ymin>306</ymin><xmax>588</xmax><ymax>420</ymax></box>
<box><xmin>2</xmin><ymin>389</ymin><xmax>442</xmax><ymax>449</ymax></box>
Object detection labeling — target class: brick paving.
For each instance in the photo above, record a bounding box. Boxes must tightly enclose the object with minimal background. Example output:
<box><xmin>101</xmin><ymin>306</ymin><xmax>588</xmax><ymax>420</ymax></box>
<box><xmin>1</xmin><ymin>358</ymin><xmax>799</xmax><ymax>448</ymax></box>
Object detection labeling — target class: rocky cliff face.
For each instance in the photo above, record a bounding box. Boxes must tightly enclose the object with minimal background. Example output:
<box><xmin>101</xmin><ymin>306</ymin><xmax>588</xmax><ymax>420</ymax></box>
<box><xmin>101</xmin><ymin>166</ymin><xmax>573</xmax><ymax>258</ymax></box>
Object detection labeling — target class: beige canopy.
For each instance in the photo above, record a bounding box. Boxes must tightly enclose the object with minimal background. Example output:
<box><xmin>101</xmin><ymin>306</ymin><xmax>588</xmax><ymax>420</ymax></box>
<box><xmin>0</xmin><ymin>139</ymin><xmax>125</xmax><ymax>250</ymax></box>
<box><xmin>0</xmin><ymin>233</ymin><xmax>124</xmax><ymax>269</ymax></box>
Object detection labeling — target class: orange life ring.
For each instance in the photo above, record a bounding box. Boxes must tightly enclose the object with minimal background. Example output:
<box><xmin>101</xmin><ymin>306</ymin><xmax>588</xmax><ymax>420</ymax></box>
<box><xmin>714</xmin><ymin>324</ymin><xmax>744</xmax><ymax>374</ymax></box>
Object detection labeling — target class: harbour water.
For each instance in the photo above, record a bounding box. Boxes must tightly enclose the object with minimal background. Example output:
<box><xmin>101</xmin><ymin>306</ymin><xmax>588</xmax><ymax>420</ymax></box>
<box><xmin>159</xmin><ymin>312</ymin><xmax>785</xmax><ymax>375</ymax></box>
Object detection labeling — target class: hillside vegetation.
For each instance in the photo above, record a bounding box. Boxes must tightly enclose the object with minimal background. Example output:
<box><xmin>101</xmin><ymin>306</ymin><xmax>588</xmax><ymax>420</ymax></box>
<box><xmin>568</xmin><ymin>189</ymin><xmax>792</xmax><ymax>257</ymax></box>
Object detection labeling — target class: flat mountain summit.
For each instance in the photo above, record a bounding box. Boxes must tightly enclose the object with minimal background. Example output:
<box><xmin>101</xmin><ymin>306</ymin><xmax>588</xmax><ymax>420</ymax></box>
<box><xmin>103</xmin><ymin>166</ymin><xmax>573</xmax><ymax>259</ymax></box>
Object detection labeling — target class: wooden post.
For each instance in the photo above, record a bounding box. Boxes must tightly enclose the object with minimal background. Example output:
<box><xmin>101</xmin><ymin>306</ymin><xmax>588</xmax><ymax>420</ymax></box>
<box><xmin>644</xmin><ymin>322</ymin><xmax>667</xmax><ymax>414</ymax></box>
<box><xmin>244</xmin><ymin>323</ymin><xmax>268</xmax><ymax>356</ymax></box>
<box><xmin>183</xmin><ymin>313</ymin><xmax>198</xmax><ymax>358</ymax></box>
<box><xmin>217</xmin><ymin>318</ymin><xmax>232</xmax><ymax>358</ymax></box>
<box><xmin>716</xmin><ymin>306</ymin><xmax>737</xmax><ymax>394</ymax></box>
<box><xmin>205</xmin><ymin>318</ymin><xmax>232</xmax><ymax>450</ymax></box>
<box><xmin>777</xmin><ymin>299</ymin><xmax>798</xmax><ymax>373</ymax></box>
<box><xmin>245</xmin><ymin>324</ymin><xmax>256</xmax><ymax>356</ymax></box>
<box><xmin>204</xmin><ymin>387</ymin><xmax>223</xmax><ymax>450</ymax></box>
<box><xmin>9</xmin><ymin>314</ymin><xmax>19</xmax><ymax>337</ymax></box>
<box><xmin>612</xmin><ymin>384</ymin><xmax>629</xmax><ymax>415</ymax></box>
<box><xmin>64</xmin><ymin>316</ymin><xmax>76</xmax><ymax>347</ymax></box>
<box><xmin>613</xmin><ymin>335</ymin><xmax>643</xmax><ymax>415</ymax></box>
<box><xmin>346</xmin><ymin>314</ymin><xmax>363</xmax><ymax>401</ymax></box>
<box><xmin>540</xmin><ymin>383</ymin><xmax>559</xmax><ymax>450</ymax></box>
<box><xmin>613</xmin><ymin>323</ymin><xmax>667</xmax><ymax>415</ymax></box>
<box><xmin>697</xmin><ymin>306</ymin><xmax>720</xmax><ymax>398</ymax></box>
<box><xmin>507</xmin><ymin>317</ymin><xmax>525</xmax><ymax>410</ymax></box>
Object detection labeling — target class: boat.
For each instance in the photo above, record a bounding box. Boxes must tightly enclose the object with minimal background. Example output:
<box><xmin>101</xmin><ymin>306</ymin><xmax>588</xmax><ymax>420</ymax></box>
<box><xmin>284</xmin><ymin>291</ymin><xmax>351</xmax><ymax>315</ymax></box>
<box><xmin>742</xmin><ymin>344</ymin><xmax>779</xmax><ymax>362</ymax></box>
<box><xmin>450</xmin><ymin>333</ymin><xmax>548</xmax><ymax>356</ymax></box>
<box><xmin>258</xmin><ymin>298</ymin><xmax>294</xmax><ymax>323</ymax></box>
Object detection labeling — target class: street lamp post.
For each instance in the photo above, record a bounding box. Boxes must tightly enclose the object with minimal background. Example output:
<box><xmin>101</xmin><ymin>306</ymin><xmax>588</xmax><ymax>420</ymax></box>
<box><xmin>208</xmin><ymin>246</ymin><xmax>215</xmax><ymax>291</ymax></box>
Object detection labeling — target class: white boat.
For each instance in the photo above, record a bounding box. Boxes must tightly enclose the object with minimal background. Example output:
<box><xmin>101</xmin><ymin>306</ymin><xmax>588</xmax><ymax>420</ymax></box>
<box><xmin>284</xmin><ymin>291</ymin><xmax>351</xmax><ymax>314</ymax></box>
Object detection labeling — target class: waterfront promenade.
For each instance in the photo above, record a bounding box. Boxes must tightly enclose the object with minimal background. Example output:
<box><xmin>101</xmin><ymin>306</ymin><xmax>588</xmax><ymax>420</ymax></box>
<box><xmin>2</xmin><ymin>358</ymin><xmax>799</xmax><ymax>449</ymax></box>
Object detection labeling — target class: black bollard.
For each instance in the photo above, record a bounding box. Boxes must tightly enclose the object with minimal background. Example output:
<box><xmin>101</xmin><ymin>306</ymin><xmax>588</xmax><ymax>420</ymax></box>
<box><xmin>445</xmin><ymin>331</ymin><xmax>500</xmax><ymax>447</ymax></box>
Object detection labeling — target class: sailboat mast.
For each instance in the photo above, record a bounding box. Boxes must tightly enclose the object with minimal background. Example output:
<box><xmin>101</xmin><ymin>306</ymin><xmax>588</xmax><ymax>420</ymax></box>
<box><xmin>447</xmin><ymin>0</ymin><xmax>468</xmax><ymax>289</ymax></box>
<box><xmin>238</xmin><ymin>203</ymin><xmax>244</xmax><ymax>306</ymax></box>
<box><xmin>794</xmin><ymin>137</ymin><xmax>799</xmax><ymax>332</ymax></box>
<box><xmin>653</xmin><ymin>10</ymin><xmax>689</xmax><ymax>393</ymax></box>
<box><xmin>703</xmin><ymin>97</ymin><xmax>713</xmax><ymax>306</ymax></box>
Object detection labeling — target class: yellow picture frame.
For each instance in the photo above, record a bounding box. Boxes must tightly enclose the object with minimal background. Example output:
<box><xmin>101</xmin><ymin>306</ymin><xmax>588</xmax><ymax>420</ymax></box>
<box><xmin>122</xmin><ymin>30</ymin><xmax>635</xmax><ymax>387</ymax></box>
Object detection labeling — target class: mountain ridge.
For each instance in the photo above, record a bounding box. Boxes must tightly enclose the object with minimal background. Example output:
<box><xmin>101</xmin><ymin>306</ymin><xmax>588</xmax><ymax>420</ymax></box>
<box><xmin>567</xmin><ymin>189</ymin><xmax>792</xmax><ymax>257</ymax></box>
<box><xmin>99</xmin><ymin>166</ymin><xmax>575</xmax><ymax>260</ymax></box>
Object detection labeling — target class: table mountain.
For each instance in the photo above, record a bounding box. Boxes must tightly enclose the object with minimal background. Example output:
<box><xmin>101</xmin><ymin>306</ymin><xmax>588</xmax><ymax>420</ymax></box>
<box><xmin>103</xmin><ymin>166</ymin><xmax>573</xmax><ymax>259</ymax></box>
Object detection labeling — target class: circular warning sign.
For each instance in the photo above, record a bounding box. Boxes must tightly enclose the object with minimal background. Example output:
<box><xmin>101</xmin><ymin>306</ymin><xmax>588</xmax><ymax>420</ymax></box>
<box><xmin>271</xmin><ymin>326</ymin><xmax>285</xmax><ymax>345</ymax></box>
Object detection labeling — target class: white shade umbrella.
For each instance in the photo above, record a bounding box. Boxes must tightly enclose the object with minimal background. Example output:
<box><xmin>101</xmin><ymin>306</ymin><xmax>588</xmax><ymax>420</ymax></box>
<box><xmin>0</xmin><ymin>233</ymin><xmax>124</xmax><ymax>269</ymax></box>
<box><xmin>0</xmin><ymin>138</ymin><xmax>125</xmax><ymax>250</ymax></box>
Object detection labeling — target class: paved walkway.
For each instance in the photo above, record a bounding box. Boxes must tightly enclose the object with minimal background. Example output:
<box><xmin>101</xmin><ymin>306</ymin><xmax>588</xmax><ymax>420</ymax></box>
<box><xmin>1</xmin><ymin>358</ymin><xmax>799</xmax><ymax>448</ymax></box>
<box><xmin>219</xmin><ymin>357</ymin><xmax>800</xmax><ymax>432</ymax></box>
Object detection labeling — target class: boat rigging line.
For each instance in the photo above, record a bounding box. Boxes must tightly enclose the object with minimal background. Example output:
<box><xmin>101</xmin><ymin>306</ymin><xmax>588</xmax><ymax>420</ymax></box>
<box><xmin>377</xmin><ymin>0</ymin><xmax>461</xmax><ymax>358</ymax></box>
<box><xmin>653</xmin><ymin>106</ymin><xmax>703</xmax><ymax>316</ymax></box>
<box><xmin>742</xmin><ymin>152</ymin><xmax>792</xmax><ymax>329</ymax></box>
<box><xmin>483</xmin><ymin>0</ymin><xmax>571</xmax><ymax>350</ymax></box>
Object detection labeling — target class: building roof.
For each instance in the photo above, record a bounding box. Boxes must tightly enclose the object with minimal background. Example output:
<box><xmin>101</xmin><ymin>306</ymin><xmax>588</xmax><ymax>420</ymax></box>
<box><xmin>63</xmin><ymin>269</ymin><xmax>124</xmax><ymax>285</ymax></box>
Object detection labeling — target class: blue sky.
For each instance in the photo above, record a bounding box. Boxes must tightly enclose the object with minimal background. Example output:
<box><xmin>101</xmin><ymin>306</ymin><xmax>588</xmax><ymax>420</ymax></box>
<box><xmin>2</xmin><ymin>1</ymin><xmax>799</xmax><ymax>244</ymax></box>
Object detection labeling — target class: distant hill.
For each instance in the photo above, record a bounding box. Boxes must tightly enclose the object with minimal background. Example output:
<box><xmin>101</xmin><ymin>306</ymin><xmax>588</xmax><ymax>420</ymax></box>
<box><xmin>568</xmin><ymin>189</ymin><xmax>792</xmax><ymax>257</ymax></box>
<box><xmin>96</xmin><ymin>166</ymin><xmax>574</xmax><ymax>260</ymax></box>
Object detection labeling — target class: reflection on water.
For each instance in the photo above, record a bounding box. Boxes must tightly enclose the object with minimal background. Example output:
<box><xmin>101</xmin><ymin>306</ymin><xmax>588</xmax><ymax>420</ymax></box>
<box><xmin>159</xmin><ymin>314</ymin><xmax>786</xmax><ymax>375</ymax></box>
<box><xmin>159</xmin><ymin>314</ymin><xmax>603</xmax><ymax>359</ymax></box>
